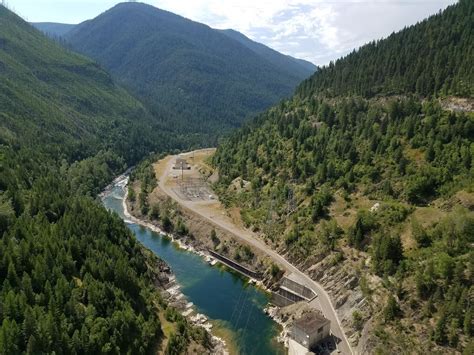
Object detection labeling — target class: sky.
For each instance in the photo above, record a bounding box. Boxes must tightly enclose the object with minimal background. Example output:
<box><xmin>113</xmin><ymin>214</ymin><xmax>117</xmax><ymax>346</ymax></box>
<box><xmin>7</xmin><ymin>0</ymin><xmax>457</xmax><ymax>65</ymax></box>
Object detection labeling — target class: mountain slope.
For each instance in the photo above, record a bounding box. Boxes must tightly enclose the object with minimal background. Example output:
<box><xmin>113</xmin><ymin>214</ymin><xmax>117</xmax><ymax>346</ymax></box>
<box><xmin>298</xmin><ymin>0</ymin><xmax>473</xmax><ymax>98</ymax></box>
<box><xmin>0</xmin><ymin>6</ymin><xmax>212</xmax><ymax>354</ymax></box>
<box><xmin>213</xmin><ymin>1</ymin><xmax>473</xmax><ymax>353</ymax></box>
<box><xmin>0</xmin><ymin>5</ymin><xmax>181</xmax><ymax>163</ymax></box>
<box><xmin>31</xmin><ymin>22</ymin><xmax>75</xmax><ymax>37</ymax></box>
<box><xmin>219</xmin><ymin>29</ymin><xmax>316</xmax><ymax>78</ymax></box>
<box><xmin>65</xmin><ymin>2</ymin><xmax>315</xmax><ymax>142</ymax></box>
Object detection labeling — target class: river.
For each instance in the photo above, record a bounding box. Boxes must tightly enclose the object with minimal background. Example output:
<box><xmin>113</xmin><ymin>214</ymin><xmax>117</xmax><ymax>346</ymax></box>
<box><xmin>101</xmin><ymin>178</ymin><xmax>285</xmax><ymax>355</ymax></box>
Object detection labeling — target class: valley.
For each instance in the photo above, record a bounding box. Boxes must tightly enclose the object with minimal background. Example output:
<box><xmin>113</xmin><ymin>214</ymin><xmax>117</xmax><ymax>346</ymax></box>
<box><xmin>151</xmin><ymin>150</ymin><xmax>352</xmax><ymax>353</ymax></box>
<box><xmin>101</xmin><ymin>177</ymin><xmax>285</xmax><ymax>355</ymax></box>
<box><xmin>0</xmin><ymin>0</ymin><xmax>472</xmax><ymax>354</ymax></box>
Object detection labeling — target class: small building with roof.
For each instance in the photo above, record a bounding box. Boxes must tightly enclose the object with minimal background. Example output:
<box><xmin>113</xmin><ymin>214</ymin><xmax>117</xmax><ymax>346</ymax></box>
<box><xmin>290</xmin><ymin>311</ymin><xmax>331</xmax><ymax>350</ymax></box>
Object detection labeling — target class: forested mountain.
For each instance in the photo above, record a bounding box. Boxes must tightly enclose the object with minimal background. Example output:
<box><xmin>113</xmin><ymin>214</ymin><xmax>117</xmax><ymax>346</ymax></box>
<box><xmin>0</xmin><ymin>6</ymin><xmax>207</xmax><ymax>353</ymax></box>
<box><xmin>65</xmin><ymin>2</ymin><xmax>315</xmax><ymax>143</ymax></box>
<box><xmin>214</xmin><ymin>1</ymin><xmax>473</xmax><ymax>353</ymax></box>
<box><xmin>0</xmin><ymin>4</ymin><xmax>186</xmax><ymax>163</ymax></box>
<box><xmin>297</xmin><ymin>0</ymin><xmax>473</xmax><ymax>98</ymax></box>
<box><xmin>31</xmin><ymin>22</ymin><xmax>75</xmax><ymax>37</ymax></box>
<box><xmin>219</xmin><ymin>29</ymin><xmax>317</xmax><ymax>79</ymax></box>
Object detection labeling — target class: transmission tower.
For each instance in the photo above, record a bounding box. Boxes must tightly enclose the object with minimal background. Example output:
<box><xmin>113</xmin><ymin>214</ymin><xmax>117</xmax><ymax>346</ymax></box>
<box><xmin>287</xmin><ymin>183</ymin><xmax>296</xmax><ymax>215</ymax></box>
<box><xmin>266</xmin><ymin>194</ymin><xmax>276</xmax><ymax>225</ymax></box>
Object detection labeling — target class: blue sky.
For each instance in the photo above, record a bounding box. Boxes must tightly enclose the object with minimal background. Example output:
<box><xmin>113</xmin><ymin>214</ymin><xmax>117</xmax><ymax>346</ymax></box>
<box><xmin>8</xmin><ymin>0</ymin><xmax>457</xmax><ymax>65</ymax></box>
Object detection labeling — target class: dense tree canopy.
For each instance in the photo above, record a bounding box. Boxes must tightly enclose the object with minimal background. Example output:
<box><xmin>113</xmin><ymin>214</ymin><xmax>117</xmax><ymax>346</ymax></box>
<box><xmin>214</xmin><ymin>1</ymin><xmax>473</xmax><ymax>352</ymax></box>
<box><xmin>298</xmin><ymin>0</ymin><xmax>473</xmax><ymax>98</ymax></box>
<box><xmin>0</xmin><ymin>5</ymin><xmax>208</xmax><ymax>353</ymax></box>
<box><xmin>0</xmin><ymin>5</ymin><xmax>195</xmax><ymax>163</ymax></box>
<box><xmin>65</xmin><ymin>2</ymin><xmax>316</xmax><ymax>145</ymax></box>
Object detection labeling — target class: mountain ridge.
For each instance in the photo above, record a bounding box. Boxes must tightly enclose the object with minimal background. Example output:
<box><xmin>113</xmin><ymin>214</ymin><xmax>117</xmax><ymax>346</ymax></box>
<box><xmin>31</xmin><ymin>22</ymin><xmax>75</xmax><ymax>37</ymax></box>
<box><xmin>213</xmin><ymin>1</ymin><xmax>473</xmax><ymax>353</ymax></box>
<box><xmin>219</xmin><ymin>28</ymin><xmax>316</xmax><ymax>76</ymax></box>
<box><xmin>64</xmin><ymin>2</ymin><xmax>316</xmax><ymax>144</ymax></box>
<box><xmin>0</xmin><ymin>5</ymin><xmax>160</xmax><ymax>162</ymax></box>
<box><xmin>297</xmin><ymin>0</ymin><xmax>473</xmax><ymax>98</ymax></box>
<box><xmin>0</xmin><ymin>5</ymin><xmax>190</xmax><ymax>354</ymax></box>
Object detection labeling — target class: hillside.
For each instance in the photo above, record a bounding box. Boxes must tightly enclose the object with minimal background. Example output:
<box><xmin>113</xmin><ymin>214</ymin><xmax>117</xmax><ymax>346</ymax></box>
<box><xmin>65</xmin><ymin>2</ymin><xmax>315</xmax><ymax>143</ymax></box>
<box><xmin>213</xmin><ymin>1</ymin><xmax>473</xmax><ymax>353</ymax></box>
<box><xmin>0</xmin><ymin>4</ymin><xmax>186</xmax><ymax>163</ymax></box>
<box><xmin>31</xmin><ymin>22</ymin><xmax>75</xmax><ymax>37</ymax></box>
<box><xmin>0</xmin><ymin>6</ymin><xmax>210</xmax><ymax>353</ymax></box>
<box><xmin>219</xmin><ymin>29</ymin><xmax>317</xmax><ymax>79</ymax></box>
<box><xmin>297</xmin><ymin>0</ymin><xmax>473</xmax><ymax>98</ymax></box>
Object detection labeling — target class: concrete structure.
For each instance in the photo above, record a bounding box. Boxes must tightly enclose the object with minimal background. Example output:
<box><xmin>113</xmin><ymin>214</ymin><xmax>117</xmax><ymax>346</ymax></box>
<box><xmin>288</xmin><ymin>338</ymin><xmax>315</xmax><ymax>355</ymax></box>
<box><xmin>174</xmin><ymin>177</ymin><xmax>214</xmax><ymax>201</ymax></box>
<box><xmin>290</xmin><ymin>311</ymin><xmax>331</xmax><ymax>350</ymax></box>
<box><xmin>173</xmin><ymin>157</ymin><xmax>191</xmax><ymax>170</ymax></box>
<box><xmin>271</xmin><ymin>273</ymin><xmax>317</xmax><ymax>307</ymax></box>
<box><xmin>281</xmin><ymin>274</ymin><xmax>316</xmax><ymax>300</ymax></box>
<box><xmin>208</xmin><ymin>250</ymin><xmax>262</xmax><ymax>279</ymax></box>
<box><xmin>158</xmin><ymin>152</ymin><xmax>353</xmax><ymax>355</ymax></box>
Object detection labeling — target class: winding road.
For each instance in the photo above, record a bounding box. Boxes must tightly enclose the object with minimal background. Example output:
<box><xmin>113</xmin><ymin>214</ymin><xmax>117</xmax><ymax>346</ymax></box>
<box><xmin>156</xmin><ymin>151</ymin><xmax>353</xmax><ymax>355</ymax></box>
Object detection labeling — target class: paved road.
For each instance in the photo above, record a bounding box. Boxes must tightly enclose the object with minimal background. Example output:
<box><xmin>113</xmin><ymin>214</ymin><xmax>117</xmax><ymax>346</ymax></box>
<box><xmin>158</xmin><ymin>152</ymin><xmax>353</xmax><ymax>355</ymax></box>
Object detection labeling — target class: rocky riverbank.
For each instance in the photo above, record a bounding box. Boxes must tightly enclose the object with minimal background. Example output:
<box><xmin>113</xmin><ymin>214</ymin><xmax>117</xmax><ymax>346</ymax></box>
<box><xmin>126</xmin><ymin>174</ymin><xmax>285</xmax><ymax>290</ymax></box>
<box><xmin>102</xmin><ymin>175</ymin><xmax>228</xmax><ymax>355</ymax></box>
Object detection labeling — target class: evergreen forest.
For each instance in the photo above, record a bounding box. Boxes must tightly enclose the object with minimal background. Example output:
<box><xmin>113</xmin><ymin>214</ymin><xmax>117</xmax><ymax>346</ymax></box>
<box><xmin>213</xmin><ymin>1</ymin><xmax>473</xmax><ymax>352</ymax></box>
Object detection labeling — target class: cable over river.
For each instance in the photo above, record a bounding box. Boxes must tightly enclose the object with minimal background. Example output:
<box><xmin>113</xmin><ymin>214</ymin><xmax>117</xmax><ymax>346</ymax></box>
<box><xmin>102</xmin><ymin>177</ymin><xmax>285</xmax><ymax>355</ymax></box>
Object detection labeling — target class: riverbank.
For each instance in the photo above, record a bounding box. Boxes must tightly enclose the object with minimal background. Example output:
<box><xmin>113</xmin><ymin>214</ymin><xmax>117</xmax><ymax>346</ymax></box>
<box><xmin>154</xmin><ymin>151</ymin><xmax>357</xmax><ymax>354</ymax></box>
<box><xmin>123</xmin><ymin>174</ymin><xmax>287</xmax><ymax>354</ymax></box>
<box><xmin>102</xmin><ymin>175</ymin><xmax>228</xmax><ymax>355</ymax></box>
<box><xmin>126</xmin><ymin>174</ymin><xmax>284</xmax><ymax>291</ymax></box>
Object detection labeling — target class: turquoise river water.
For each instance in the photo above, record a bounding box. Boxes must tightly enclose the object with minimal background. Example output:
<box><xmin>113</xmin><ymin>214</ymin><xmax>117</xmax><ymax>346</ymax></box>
<box><xmin>102</xmin><ymin>180</ymin><xmax>285</xmax><ymax>355</ymax></box>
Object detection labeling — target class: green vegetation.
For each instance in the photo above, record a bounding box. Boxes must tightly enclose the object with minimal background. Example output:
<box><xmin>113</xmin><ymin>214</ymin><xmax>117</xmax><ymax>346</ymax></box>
<box><xmin>65</xmin><ymin>2</ymin><xmax>315</xmax><ymax>145</ymax></box>
<box><xmin>130</xmin><ymin>155</ymin><xmax>159</xmax><ymax>216</ymax></box>
<box><xmin>0</xmin><ymin>6</ymin><xmax>211</xmax><ymax>353</ymax></box>
<box><xmin>352</xmin><ymin>310</ymin><xmax>364</xmax><ymax>330</ymax></box>
<box><xmin>298</xmin><ymin>0</ymin><xmax>473</xmax><ymax>98</ymax></box>
<box><xmin>214</xmin><ymin>97</ymin><xmax>473</xmax><ymax>259</ymax></box>
<box><xmin>0</xmin><ymin>5</ymin><xmax>183</xmax><ymax>162</ymax></box>
<box><xmin>164</xmin><ymin>307</ymin><xmax>210</xmax><ymax>355</ymax></box>
<box><xmin>213</xmin><ymin>1</ymin><xmax>473</xmax><ymax>352</ymax></box>
<box><xmin>210</xmin><ymin>229</ymin><xmax>220</xmax><ymax>248</ymax></box>
<box><xmin>383</xmin><ymin>295</ymin><xmax>401</xmax><ymax>322</ymax></box>
<box><xmin>0</xmin><ymin>171</ymin><xmax>162</xmax><ymax>353</ymax></box>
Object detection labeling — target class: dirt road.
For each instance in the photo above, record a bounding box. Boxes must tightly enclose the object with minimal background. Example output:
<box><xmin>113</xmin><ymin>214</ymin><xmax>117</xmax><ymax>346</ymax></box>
<box><xmin>156</xmin><ymin>150</ymin><xmax>353</xmax><ymax>355</ymax></box>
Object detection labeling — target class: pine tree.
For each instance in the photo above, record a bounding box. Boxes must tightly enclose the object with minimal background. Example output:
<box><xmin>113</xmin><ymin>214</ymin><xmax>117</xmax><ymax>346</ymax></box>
<box><xmin>464</xmin><ymin>307</ymin><xmax>473</xmax><ymax>337</ymax></box>
<box><xmin>22</xmin><ymin>307</ymin><xmax>36</xmax><ymax>344</ymax></box>
<box><xmin>384</xmin><ymin>295</ymin><xmax>401</xmax><ymax>322</ymax></box>
<box><xmin>433</xmin><ymin>311</ymin><xmax>447</xmax><ymax>345</ymax></box>
<box><xmin>447</xmin><ymin>319</ymin><xmax>459</xmax><ymax>347</ymax></box>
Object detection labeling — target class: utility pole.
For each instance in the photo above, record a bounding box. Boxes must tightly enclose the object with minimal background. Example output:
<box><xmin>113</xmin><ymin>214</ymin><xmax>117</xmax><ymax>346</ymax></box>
<box><xmin>286</xmin><ymin>179</ymin><xmax>297</xmax><ymax>215</ymax></box>
<box><xmin>266</xmin><ymin>191</ymin><xmax>276</xmax><ymax>225</ymax></box>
